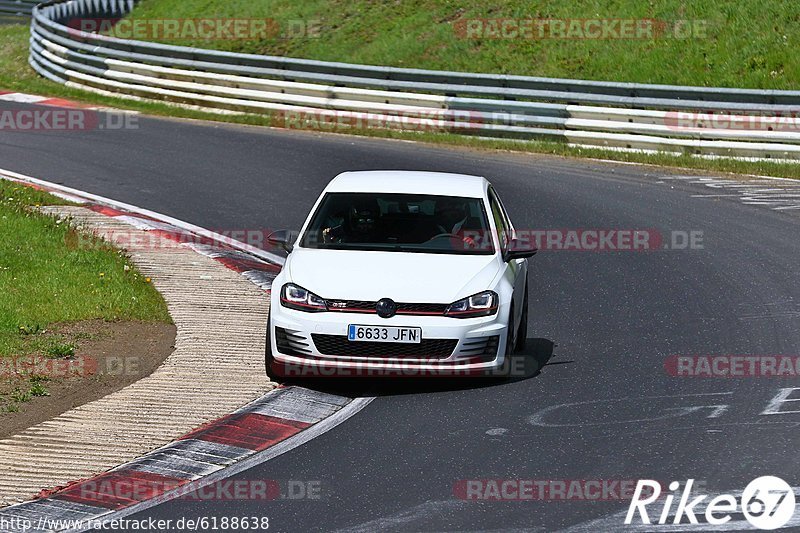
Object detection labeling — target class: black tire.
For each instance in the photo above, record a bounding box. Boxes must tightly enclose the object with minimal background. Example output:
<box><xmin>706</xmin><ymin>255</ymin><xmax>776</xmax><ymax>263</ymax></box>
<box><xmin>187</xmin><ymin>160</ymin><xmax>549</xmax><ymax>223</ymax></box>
<box><xmin>515</xmin><ymin>285</ymin><xmax>528</xmax><ymax>353</ymax></box>
<box><xmin>505</xmin><ymin>302</ymin><xmax>517</xmax><ymax>356</ymax></box>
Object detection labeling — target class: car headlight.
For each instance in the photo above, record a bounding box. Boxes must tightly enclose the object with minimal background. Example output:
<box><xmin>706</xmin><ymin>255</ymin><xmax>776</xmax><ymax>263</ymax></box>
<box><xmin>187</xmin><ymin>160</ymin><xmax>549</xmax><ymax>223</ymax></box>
<box><xmin>280</xmin><ymin>283</ymin><xmax>327</xmax><ymax>312</ymax></box>
<box><xmin>445</xmin><ymin>290</ymin><xmax>498</xmax><ymax>318</ymax></box>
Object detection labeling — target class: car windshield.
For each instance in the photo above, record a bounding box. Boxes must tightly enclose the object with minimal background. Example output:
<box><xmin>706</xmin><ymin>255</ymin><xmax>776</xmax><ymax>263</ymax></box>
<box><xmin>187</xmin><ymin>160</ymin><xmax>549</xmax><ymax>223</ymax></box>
<box><xmin>300</xmin><ymin>192</ymin><xmax>495</xmax><ymax>255</ymax></box>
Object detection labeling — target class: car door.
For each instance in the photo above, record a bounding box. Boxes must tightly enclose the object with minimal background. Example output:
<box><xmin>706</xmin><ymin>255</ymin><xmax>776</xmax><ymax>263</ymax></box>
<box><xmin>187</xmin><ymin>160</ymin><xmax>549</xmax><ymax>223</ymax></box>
<box><xmin>488</xmin><ymin>187</ymin><xmax>528</xmax><ymax>327</ymax></box>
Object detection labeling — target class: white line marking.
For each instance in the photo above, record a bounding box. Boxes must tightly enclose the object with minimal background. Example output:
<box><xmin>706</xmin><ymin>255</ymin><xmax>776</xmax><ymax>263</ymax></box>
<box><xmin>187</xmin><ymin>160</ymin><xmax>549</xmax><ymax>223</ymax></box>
<box><xmin>528</xmin><ymin>392</ymin><xmax>734</xmax><ymax>428</ymax></box>
<box><xmin>690</xmin><ymin>194</ymin><xmax>742</xmax><ymax>197</ymax></box>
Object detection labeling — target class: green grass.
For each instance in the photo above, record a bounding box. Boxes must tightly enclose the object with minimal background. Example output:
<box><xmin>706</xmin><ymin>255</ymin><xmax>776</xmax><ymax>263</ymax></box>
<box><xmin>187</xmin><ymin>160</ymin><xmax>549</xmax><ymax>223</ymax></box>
<box><xmin>2</xmin><ymin>12</ymin><xmax>800</xmax><ymax>180</ymax></box>
<box><xmin>0</xmin><ymin>180</ymin><xmax>171</xmax><ymax>358</ymax></box>
<box><xmin>128</xmin><ymin>0</ymin><xmax>799</xmax><ymax>90</ymax></box>
<box><xmin>0</xmin><ymin>377</ymin><xmax>49</xmax><ymax>413</ymax></box>
<box><xmin>46</xmin><ymin>342</ymin><xmax>76</xmax><ymax>358</ymax></box>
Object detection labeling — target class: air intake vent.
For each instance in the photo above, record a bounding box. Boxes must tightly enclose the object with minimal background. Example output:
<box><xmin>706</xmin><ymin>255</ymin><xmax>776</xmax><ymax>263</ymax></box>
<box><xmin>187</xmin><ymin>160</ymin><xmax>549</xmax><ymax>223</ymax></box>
<box><xmin>458</xmin><ymin>336</ymin><xmax>500</xmax><ymax>360</ymax></box>
<box><xmin>275</xmin><ymin>327</ymin><xmax>312</xmax><ymax>356</ymax></box>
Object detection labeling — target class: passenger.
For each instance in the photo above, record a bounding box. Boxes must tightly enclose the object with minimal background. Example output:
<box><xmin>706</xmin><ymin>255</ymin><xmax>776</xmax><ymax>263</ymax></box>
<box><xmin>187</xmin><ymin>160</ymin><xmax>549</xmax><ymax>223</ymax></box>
<box><xmin>435</xmin><ymin>198</ymin><xmax>468</xmax><ymax>235</ymax></box>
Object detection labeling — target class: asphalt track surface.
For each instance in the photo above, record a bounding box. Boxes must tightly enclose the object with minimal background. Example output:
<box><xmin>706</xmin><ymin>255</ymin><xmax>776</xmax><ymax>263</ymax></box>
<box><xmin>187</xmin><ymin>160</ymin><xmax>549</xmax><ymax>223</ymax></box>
<box><xmin>1</xmin><ymin>101</ymin><xmax>799</xmax><ymax>532</ymax></box>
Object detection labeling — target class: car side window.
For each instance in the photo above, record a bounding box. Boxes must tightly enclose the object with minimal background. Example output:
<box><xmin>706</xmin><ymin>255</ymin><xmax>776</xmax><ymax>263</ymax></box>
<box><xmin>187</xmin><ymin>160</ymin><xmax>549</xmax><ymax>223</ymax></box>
<box><xmin>494</xmin><ymin>189</ymin><xmax>514</xmax><ymax>233</ymax></box>
<box><xmin>488</xmin><ymin>189</ymin><xmax>509</xmax><ymax>253</ymax></box>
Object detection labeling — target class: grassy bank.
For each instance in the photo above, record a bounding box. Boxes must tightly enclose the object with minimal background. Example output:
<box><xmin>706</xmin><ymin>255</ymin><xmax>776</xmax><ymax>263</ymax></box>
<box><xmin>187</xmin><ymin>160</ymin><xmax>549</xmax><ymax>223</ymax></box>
<box><xmin>0</xmin><ymin>179</ymin><xmax>170</xmax><ymax>359</ymax></box>
<box><xmin>129</xmin><ymin>0</ymin><xmax>798</xmax><ymax>90</ymax></box>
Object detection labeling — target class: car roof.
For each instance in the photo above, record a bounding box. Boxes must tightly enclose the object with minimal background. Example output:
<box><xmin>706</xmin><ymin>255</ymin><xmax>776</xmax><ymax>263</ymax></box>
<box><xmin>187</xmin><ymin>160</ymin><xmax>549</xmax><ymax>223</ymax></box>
<box><xmin>324</xmin><ymin>171</ymin><xmax>489</xmax><ymax>198</ymax></box>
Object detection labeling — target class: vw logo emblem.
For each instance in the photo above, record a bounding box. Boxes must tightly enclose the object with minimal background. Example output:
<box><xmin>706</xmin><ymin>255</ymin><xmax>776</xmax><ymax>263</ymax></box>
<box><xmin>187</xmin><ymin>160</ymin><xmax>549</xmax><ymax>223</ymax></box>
<box><xmin>376</xmin><ymin>298</ymin><xmax>397</xmax><ymax>318</ymax></box>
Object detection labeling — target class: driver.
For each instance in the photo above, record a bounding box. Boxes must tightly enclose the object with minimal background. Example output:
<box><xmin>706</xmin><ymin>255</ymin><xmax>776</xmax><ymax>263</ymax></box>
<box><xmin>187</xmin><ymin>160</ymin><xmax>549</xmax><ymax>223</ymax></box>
<box><xmin>433</xmin><ymin>198</ymin><xmax>477</xmax><ymax>249</ymax></box>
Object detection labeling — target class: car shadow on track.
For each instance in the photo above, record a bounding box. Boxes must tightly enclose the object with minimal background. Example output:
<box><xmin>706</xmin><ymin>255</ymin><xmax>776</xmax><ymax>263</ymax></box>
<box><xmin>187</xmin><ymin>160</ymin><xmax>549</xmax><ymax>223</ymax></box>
<box><xmin>283</xmin><ymin>337</ymin><xmax>563</xmax><ymax>398</ymax></box>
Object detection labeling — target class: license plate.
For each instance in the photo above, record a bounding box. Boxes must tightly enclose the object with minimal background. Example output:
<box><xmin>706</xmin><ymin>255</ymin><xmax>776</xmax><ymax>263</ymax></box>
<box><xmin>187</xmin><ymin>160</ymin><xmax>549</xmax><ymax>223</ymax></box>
<box><xmin>348</xmin><ymin>325</ymin><xmax>422</xmax><ymax>343</ymax></box>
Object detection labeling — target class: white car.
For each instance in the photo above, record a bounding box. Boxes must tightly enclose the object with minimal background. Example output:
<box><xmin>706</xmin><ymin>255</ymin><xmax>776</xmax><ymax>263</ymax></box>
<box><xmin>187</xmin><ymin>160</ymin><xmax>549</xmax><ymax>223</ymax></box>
<box><xmin>265</xmin><ymin>171</ymin><xmax>536</xmax><ymax>378</ymax></box>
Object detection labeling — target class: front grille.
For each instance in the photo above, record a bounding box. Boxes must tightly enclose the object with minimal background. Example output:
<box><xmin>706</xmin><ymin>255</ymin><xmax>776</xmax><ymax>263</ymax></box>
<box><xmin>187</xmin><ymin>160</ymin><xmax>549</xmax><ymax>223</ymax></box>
<box><xmin>396</xmin><ymin>302</ymin><xmax>449</xmax><ymax>314</ymax></box>
<box><xmin>311</xmin><ymin>334</ymin><xmax>458</xmax><ymax>359</ymax></box>
<box><xmin>325</xmin><ymin>300</ymin><xmax>448</xmax><ymax>316</ymax></box>
<box><xmin>325</xmin><ymin>300</ymin><xmax>375</xmax><ymax>312</ymax></box>
<box><xmin>274</xmin><ymin>327</ymin><xmax>312</xmax><ymax>356</ymax></box>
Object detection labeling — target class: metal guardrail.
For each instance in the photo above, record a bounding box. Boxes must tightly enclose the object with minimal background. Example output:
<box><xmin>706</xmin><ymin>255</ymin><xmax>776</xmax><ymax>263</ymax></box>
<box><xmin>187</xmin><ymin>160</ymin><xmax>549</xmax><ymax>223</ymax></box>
<box><xmin>0</xmin><ymin>0</ymin><xmax>37</xmax><ymax>16</ymax></box>
<box><xmin>27</xmin><ymin>0</ymin><xmax>800</xmax><ymax>160</ymax></box>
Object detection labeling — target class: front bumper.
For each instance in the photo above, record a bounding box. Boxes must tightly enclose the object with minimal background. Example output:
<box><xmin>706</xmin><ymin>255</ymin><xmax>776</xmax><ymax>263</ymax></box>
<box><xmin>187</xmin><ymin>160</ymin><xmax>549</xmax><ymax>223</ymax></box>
<box><xmin>269</xmin><ymin>304</ymin><xmax>509</xmax><ymax>377</ymax></box>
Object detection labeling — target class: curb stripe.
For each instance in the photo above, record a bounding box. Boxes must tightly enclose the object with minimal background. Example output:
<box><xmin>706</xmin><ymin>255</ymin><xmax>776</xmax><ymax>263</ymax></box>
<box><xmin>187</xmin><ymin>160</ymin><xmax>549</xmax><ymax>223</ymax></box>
<box><xmin>249</xmin><ymin>385</ymin><xmax>352</xmax><ymax>407</ymax></box>
<box><xmin>53</xmin><ymin>471</ymin><xmax>187</xmax><ymax>510</ymax></box>
<box><xmin>127</xmin><ymin>450</ymin><xmax>231</xmax><ymax>472</ymax></box>
<box><xmin>2</xmin><ymin>386</ymin><xmax>355</xmax><ymax>530</ymax></box>
<box><xmin>243</xmin><ymin>392</ymin><xmax>344</xmax><ymax>424</ymax></box>
<box><xmin>181</xmin><ymin>413</ymin><xmax>311</xmax><ymax>452</ymax></box>
<box><xmin>241</xmin><ymin>270</ymin><xmax>279</xmax><ymax>290</ymax></box>
<box><xmin>121</xmin><ymin>456</ymin><xmax>219</xmax><ymax>480</ymax></box>
<box><xmin>72</xmin><ymin>396</ymin><xmax>372</xmax><ymax>533</ymax></box>
<box><xmin>154</xmin><ymin>439</ymin><xmax>254</xmax><ymax>462</ymax></box>
<box><xmin>0</xmin><ymin>499</ymin><xmax>104</xmax><ymax>533</ymax></box>
<box><xmin>0</xmin><ymin>90</ymin><xmax>100</xmax><ymax>109</ymax></box>
<box><xmin>38</xmin><ymin>97</ymin><xmax>92</xmax><ymax>108</ymax></box>
<box><xmin>0</xmin><ymin>92</ymin><xmax>48</xmax><ymax>104</ymax></box>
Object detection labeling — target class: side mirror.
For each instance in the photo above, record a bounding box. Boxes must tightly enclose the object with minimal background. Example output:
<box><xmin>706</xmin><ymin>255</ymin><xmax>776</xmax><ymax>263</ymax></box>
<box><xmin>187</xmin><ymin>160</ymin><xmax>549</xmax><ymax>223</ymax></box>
<box><xmin>504</xmin><ymin>237</ymin><xmax>537</xmax><ymax>262</ymax></box>
<box><xmin>267</xmin><ymin>229</ymin><xmax>299</xmax><ymax>253</ymax></box>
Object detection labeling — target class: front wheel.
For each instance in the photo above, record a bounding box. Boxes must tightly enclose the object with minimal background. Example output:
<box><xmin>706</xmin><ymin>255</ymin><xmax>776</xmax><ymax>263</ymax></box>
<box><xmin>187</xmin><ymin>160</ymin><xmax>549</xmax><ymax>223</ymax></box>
<box><xmin>515</xmin><ymin>286</ymin><xmax>528</xmax><ymax>353</ymax></box>
<box><xmin>505</xmin><ymin>302</ymin><xmax>517</xmax><ymax>356</ymax></box>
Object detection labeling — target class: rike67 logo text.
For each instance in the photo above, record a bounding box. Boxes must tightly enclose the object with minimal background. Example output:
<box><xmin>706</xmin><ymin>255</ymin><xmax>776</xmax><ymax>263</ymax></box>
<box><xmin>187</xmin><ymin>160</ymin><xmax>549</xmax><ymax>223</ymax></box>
<box><xmin>626</xmin><ymin>477</ymin><xmax>796</xmax><ymax>530</ymax></box>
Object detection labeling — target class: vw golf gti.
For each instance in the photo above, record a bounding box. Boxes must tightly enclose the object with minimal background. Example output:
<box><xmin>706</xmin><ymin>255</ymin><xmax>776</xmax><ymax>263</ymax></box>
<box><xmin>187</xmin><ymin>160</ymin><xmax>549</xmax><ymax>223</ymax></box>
<box><xmin>265</xmin><ymin>170</ymin><xmax>536</xmax><ymax>377</ymax></box>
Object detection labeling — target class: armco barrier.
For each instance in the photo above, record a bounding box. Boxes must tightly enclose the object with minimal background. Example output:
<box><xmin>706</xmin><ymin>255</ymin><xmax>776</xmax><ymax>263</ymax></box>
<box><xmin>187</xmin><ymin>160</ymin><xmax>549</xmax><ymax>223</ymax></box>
<box><xmin>0</xmin><ymin>0</ymin><xmax>37</xmax><ymax>16</ymax></box>
<box><xmin>25</xmin><ymin>0</ymin><xmax>800</xmax><ymax>160</ymax></box>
